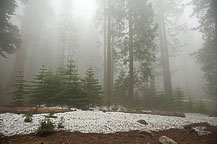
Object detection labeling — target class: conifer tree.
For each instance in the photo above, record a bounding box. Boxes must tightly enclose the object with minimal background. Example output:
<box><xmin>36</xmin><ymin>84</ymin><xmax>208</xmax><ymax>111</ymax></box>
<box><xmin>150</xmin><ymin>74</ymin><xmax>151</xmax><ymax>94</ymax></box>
<box><xmin>187</xmin><ymin>97</ymin><xmax>194</xmax><ymax>112</ymax></box>
<box><xmin>0</xmin><ymin>0</ymin><xmax>21</xmax><ymax>57</ymax></box>
<box><xmin>113</xmin><ymin>70</ymin><xmax>128</xmax><ymax>106</ymax></box>
<box><xmin>153</xmin><ymin>0</ymin><xmax>185</xmax><ymax>97</ymax></box>
<box><xmin>62</xmin><ymin>58</ymin><xmax>88</xmax><ymax>108</ymax></box>
<box><xmin>96</xmin><ymin>0</ymin><xmax>157</xmax><ymax>106</ymax></box>
<box><xmin>197</xmin><ymin>99</ymin><xmax>206</xmax><ymax>113</ymax></box>
<box><xmin>173</xmin><ymin>87</ymin><xmax>185</xmax><ymax>111</ymax></box>
<box><xmin>82</xmin><ymin>68</ymin><xmax>103</xmax><ymax>107</ymax></box>
<box><xmin>30</xmin><ymin>65</ymin><xmax>48</xmax><ymax>106</ymax></box>
<box><xmin>54</xmin><ymin>64</ymin><xmax>67</xmax><ymax>105</ymax></box>
<box><xmin>155</xmin><ymin>89</ymin><xmax>165</xmax><ymax>110</ymax></box>
<box><xmin>43</xmin><ymin>70</ymin><xmax>61</xmax><ymax>106</ymax></box>
<box><xmin>192</xmin><ymin>0</ymin><xmax>217</xmax><ymax>100</ymax></box>
<box><xmin>11</xmin><ymin>72</ymin><xmax>29</xmax><ymax>106</ymax></box>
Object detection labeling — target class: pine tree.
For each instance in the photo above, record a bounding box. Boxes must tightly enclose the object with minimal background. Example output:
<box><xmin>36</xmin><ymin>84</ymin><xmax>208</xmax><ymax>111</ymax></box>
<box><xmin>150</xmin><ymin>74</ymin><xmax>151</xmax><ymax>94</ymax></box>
<box><xmin>96</xmin><ymin>0</ymin><xmax>157</xmax><ymax>107</ymax></box>
<box><xmin>0</xmin><ymin>0</ymin><xmax>21</xmax><ymax>57</ymax></box>
<box><xmin>192</xmin><ymin>0</ymin><xmax>217</xmax><ymax>101</ymax></box>
<box><xmin>113</xmin><ymin>70</ymin><xmax>128</xmax><ymax>106</ymax></box>
<box><xmin>30</xmin><ymin>65</ymin><xmax>48</xmax><ymax>106</ymax></box>
<box><xmin>82</xmin><ymin>68</ymin><xmax>103</xmax><ymax>107</ymax></box>
<box><xmin>62</xmin><ymin>59</ymin><xmax>88</xmax><ymax>108</ymax></box>
<box><xmin>154</xmin><ymin>89</ymin><xmax>164</xmax><ymax>110</ymax></box>
<box><xmin>11</xmin><ymin>72</ymin><xmax>29</xmax><ymax>106</ymax></box>
<box><xmin>55</xmin><ymin>64</ymin><xmax>67</xmax><ymax>106</ymax></box>
<box><xmin>173</xmin><ymin>87</ymin><xmax>185</xmax><ymax>111</ymax></box>
<box><xmin>43</xmin><ymin>70</ymin><xmax>61</xmax><ymax>106</ymax></box>
<box><xmin>187</xmin><ymin>96</ymin><xmax>194</xmax><ymax>112</ymax></box>
<box><xmin>153</xmin><ymin>0</ymin><xmax>185</xmax><ymax>97</ymax></box>
<box><xmin>197</xmin><ymin>99</ymin><xmax>206</xmax><ymax>113</ymax></box>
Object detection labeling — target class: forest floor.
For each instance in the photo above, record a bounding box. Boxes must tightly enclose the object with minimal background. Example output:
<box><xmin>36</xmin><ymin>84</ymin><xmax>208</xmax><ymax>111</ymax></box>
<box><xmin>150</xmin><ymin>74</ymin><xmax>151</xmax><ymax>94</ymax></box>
<box><xmin>1</xmin><ymin>122</ymin><xmax>217</xmax><ymax>144</ymax></box>
<box><xmin>0</xmin><ymin>107</ymin><xmax>217</xmax><ymax>143</ymax></box>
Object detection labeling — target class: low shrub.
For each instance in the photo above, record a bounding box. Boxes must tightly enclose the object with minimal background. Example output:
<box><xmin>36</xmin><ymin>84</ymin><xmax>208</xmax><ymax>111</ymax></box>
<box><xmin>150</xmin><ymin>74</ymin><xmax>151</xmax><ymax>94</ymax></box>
<box><xmin>24</xmin><ymin>112</ymin><xmax>33</xmax><ymax>123</ymax></box>
<box><xmin>37</xmin><ymin>118</ymin><xmax>55</xmax><ymax>136</ymax></box>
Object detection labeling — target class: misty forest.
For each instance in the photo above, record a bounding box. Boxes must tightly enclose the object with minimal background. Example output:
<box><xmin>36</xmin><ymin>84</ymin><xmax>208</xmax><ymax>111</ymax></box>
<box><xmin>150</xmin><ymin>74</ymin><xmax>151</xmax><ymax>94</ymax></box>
<box><xmin>0</xmin><ymin>0</ymin><xmax>217</xmax><ymax>143</ymax></box>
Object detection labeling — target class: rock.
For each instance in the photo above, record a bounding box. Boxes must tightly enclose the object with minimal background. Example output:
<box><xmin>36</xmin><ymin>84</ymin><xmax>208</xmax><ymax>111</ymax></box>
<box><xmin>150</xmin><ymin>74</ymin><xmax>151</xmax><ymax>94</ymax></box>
<box><xmin>138</xmin><ymin>129</ymin><xmax>153</xmax><ymax>136</ymax></box>
<box><xmin>159</xmin><ymin>136</ymin><xmax>177</xmax><ymax>144</ymax></box>
<box><xmin>137</xmin><ymin>120</ymin><xmax>148</xmax><ymax>125</ymax></box>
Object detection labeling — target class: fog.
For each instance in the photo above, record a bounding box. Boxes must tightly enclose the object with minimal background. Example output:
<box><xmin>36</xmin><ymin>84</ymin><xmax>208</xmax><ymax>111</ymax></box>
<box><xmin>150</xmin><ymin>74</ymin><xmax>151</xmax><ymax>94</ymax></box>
<box><xmin>0</xmin><ymin>0</ymin><xmax>216</xmax><ymax>113</ymax></box>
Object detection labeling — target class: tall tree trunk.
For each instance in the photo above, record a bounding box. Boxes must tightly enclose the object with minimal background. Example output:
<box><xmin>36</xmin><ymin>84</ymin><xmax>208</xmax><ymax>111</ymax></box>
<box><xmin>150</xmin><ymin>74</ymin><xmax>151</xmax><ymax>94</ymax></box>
<box><xmin>111</xmin><ymin>14</ymin><xmax>114</xmax><ymax>91</ymax></box>
<box><xmin>158</xmin><ymin>17</ymin><xmax>167</xmax><ymax>94</ymax></box>
<box><xmin>103</xmin><ymin>0</ymin><xmax>107</xmax><ymax>98</ymax></box>
<box><xmin>9</xmin><ymin>1</ymin><xmax>31</xmax><ymax>86</ymax></box>
<box><xmin>106</xmin><ymin>2</ymin><xmax>112</xmax><ymax>101</ymax></box>
<box><xmin>150</xmin><ymin>74</ymin><xmax>156</xmax><ymax>97</ymax></box>
<box><xmin>27</xmin><ymin>38</ymin><xmax>38</xmax><ymax>80</ymax></box>
<box><xmin>161</xmin><ymin>15</ymin><xmax>173</xmax><ymax>97</ymax></box>
<box><xmin>158</xmin><ymin>0</ymin><xmax>173</xmax><ymax>97</ymax></box>
<box><xmin>60</xmin><ymin>25</ymin><xmax>67</xmax><ymax>66</ymax></box>
<box><xmin>213</xmin><ymin>0</ymin><xmax>217</xmax><ymax>35</ymax></box>
<box><xmin>10</xmin><ymin>33</ymin><xmax>29</xmax><ymax>86</ymax></box>
<box><xmin>128</xmin><ymin>0</ymin><xmax>134</xmax><ymax>107</ymax></box>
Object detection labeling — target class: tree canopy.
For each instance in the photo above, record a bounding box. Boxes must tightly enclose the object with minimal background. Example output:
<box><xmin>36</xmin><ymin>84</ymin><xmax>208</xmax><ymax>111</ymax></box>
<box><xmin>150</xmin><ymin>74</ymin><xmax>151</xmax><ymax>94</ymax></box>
<box><xmin>192</xmin><ymin>0</ymin><xmax>217</xmax><ymax>100</ymax></box>
<box><xmin>0</xmin><ymin>0</ymin><xmax>21</xmax><ymax>57</ymax></box>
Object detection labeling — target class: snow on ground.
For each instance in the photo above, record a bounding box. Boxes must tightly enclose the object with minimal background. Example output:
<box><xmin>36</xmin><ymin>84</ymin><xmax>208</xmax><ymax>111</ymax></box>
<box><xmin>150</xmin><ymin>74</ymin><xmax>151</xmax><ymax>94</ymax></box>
<box><xmin>0</xmin><ymin>110</ymin><xmax>217</xmax><ymax>136</ymax></box>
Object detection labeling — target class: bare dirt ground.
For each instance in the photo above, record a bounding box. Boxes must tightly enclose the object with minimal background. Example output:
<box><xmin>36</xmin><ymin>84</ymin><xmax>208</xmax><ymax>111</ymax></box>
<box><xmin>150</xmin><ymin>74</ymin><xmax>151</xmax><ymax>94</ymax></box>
<box><xmin>1</xmin><ymin>123</ymin><xmax>217</xmax><ymax>144</ymax></box>
<box><xmin>119</xmin><ymin>110</ymin><xmax>186</xmax><ymax>118</ymax></box>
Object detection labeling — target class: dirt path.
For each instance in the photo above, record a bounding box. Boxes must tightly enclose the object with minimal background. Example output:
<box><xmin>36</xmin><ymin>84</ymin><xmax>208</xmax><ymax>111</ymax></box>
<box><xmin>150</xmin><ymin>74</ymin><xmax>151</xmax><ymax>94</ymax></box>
<box><xmin>0</xmin><ymin>107</ymin><xmax>71</xmax><ymax>114</ymax></box>
<box><xmin>1</xmin><ymin>123</ymin><xmax>217</xmax><ymax>144</ymax></box>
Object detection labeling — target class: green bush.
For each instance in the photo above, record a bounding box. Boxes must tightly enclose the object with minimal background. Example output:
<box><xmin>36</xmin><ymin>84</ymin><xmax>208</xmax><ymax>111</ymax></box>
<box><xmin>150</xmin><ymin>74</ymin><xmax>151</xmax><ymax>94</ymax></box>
<box><xmin>24</xmin><ymin>112</ymin><xmax>33</xmax><ymax>123</ymax></box>
<box><xmin>37</xmin><ymin>118</ymin><xmax>55</xmax><ymax>136</ymax></box>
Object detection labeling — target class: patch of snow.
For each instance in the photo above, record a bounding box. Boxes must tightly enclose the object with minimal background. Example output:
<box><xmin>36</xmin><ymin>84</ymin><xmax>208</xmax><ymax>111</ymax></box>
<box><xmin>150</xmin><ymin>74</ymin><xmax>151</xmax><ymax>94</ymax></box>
<box><xmin>0</xmin><ymin>110</ymin><xmax>217</xmax><ymax>136</ymax></box>
<box><xmin>193</xmin><ymin>126</ymin><xmax>211</xmax><ymax>136</ymax></box>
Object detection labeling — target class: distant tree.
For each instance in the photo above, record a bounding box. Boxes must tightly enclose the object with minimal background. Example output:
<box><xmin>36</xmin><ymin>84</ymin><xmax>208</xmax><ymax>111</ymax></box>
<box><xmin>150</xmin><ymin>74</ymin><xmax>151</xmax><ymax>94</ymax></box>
<box><xmin>143</xmin><ymin>88</ymin><xmax>156</xmax><ymax>110</ymax></box>
<box><xmin>82</xmin><ymin>68</ymin><xmax>103</xmax><ymax>107</ymax></box>
<box><xmin>29</xmin><ymin>65</ymin><xmax>48</xmax><ymax>106</ymax></box>
<box><xmin>112</xmin><ymin>70</ymin><xmax>128</xmax><ymax>106</ymax></box>
<box><xmin>10</xmin><ymin>0</ymin><xmax>56</xmax><ymax>86</ymax></box>
<box><xmin>95</xmin><ymin>0</ymin><xmax>112</xmax><ymax>101</ymax></box>
<box><xmin>153</xmin><ymin>0</ymin><xmax>185</xmax><ymax>97</ymax></box>
<box><xmin>197</xmin><ymin>99</ymin><xmax>206</xmax><ymax>113</ymax></box>
<box><xmin>154</xmin><ymin>90</ymin><xmax>165</xmax><ymax>110</ymax></box>
<box><xmin>187</xmin><ymin>97</ymin><xmax>194</xmax><ymax>112</ymax></box>
<box><xmin>96</xmin><ymin>0</ymin><xmax>157</xmax><ymax>107</ymax></box>
<box><xmin>58</xmin><ymin>0</ymin><xmax>78</xmax><ymax>65</ymax></box>
<box><xmin>11</xmin><ymin>72</ymin><xmax>29</xmax><ymax>106</ymax></box>
<box><xmin>173</xmin><ymin>87</ymin><xmax>185</xmax><ymax>111</ymax></box>
<box><xmin>0</xmin><ymin>0</ymin><xmax>21</xmax><ymax>58</ymax></box>
<box><xmin>192</xmin><ymin>0</ymin><xmax>217</xmax><ymax>101</ymax></box>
